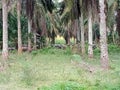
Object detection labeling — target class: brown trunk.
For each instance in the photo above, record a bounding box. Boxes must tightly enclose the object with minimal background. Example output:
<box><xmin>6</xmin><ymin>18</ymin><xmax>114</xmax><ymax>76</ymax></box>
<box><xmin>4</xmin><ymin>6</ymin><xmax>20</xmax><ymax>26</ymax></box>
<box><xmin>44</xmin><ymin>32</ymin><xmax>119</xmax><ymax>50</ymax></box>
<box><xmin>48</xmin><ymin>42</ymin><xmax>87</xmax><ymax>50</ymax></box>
<box><xmin>51</xmin><ymin>30</ymin><xmax>55</xmax><ymax>44</ymax></box>
<box><xmin>99</xmin><ymin>0</ymin><xmax>109</xmax><ymax>70</ymax></box>
<box><xmin>2</xmin><ymin>0</ymin><xmax>8</xmax><ymax>60</ymax></box>
<box><xmin>67</xmin><ymin>30</ymin><xmax>70</xmax><ymax>45</ymax></box>
<box><xmin>76</xmin><ymin>19</ymin><xmax>80</xmax><ymax>43</ymax></box>
<box><xmin>17</xmin><ymin>0</ymin><xmax>22</xmax><ymax>54</ymax></box>
<box><xmin>28</xmin><ymin>18</ymin><xmax>32</xmax><ymax>52</ymax></box>
<box><xmin>88</xmin><ymin>5</ymin><xmax>93</xmax><ymax>58</ymax></box>
<box><xmin>80</xmin><ymin>12</ymin><xmax>85</xmax><ymax>55</ymax></box>
<box><xmin>33</xmin><ymin>31</ymin><xmax>37</xmax><ymax>50</ymax></box>
<box><xmin>116</xmin><ymin>9</ymin><xmax>120</xmax><ymax>43</ymax></box>
<box><xmin>67</xmin><ymin>23</ymin><xmax>70</xmax><ymax>45</ymax></box>
<box><xmin>113</xmin><ymin>24</ymin><xmax>116</xmax><ymax>44</ymax></box>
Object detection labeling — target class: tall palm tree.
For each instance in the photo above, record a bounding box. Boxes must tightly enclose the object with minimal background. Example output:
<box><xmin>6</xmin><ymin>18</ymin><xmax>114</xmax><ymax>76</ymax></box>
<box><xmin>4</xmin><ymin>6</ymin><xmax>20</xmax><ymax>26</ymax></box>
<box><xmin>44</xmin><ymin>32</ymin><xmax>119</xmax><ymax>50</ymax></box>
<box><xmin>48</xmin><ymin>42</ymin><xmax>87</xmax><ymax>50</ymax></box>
<box><xmin>33</xmin><ymin>0</ymin><xmax>55</xmax><ymax>46</ymax></box>
<box><xmin>81</xmin><ymin>0</ymin><xmax>98</xmax><ymax>58</ymax></box>
<box><xmin>17</xmin><ymin>0</ymin><xmax>22</xmax><ymax>54</ymax></box>
<box><xmin>99</xmin><ymin>0</ymin><xmax>109</xmax><ymax>69</ymax></box>
<box><xmin>116</xmin><ymin>0</ymin><xmax>120</xmax><ymax>43</ymax></box>
<box><xmin>79</xmin><ymin>0</ymin><xmax>86</xmax><ymax>54</ymax></box>
<box><xmin>83</xmin><ymin>0</ymin><xmax>98</xmax><ymax>58</ymax></box>
<box><xmin>26</xmin><ymin>0</ymin><xmax>35</xmax><ymax>52</ymax></box>
<box><xmin>2</xmin><ymin>0</ymin><xmax>8</xmax><ymax>60</ymax></box>
<box><xmin>80</xmin><ymin>9</ymin><xmax>85</xmax><ymax>54</ymax></box>
<box><xmin>72</xmin><ymin>0</ymin><xmax>80</xmax><ymax>43</ymax></box>
<box><xmin>61</xmin><ymin>0</ymin><xmax>81</xmax><ymax>45</ymax></box>
<box><xmin>88</xmin><ymin>2</ymin><xmax>93</xmax><ymax>58</ymax></box>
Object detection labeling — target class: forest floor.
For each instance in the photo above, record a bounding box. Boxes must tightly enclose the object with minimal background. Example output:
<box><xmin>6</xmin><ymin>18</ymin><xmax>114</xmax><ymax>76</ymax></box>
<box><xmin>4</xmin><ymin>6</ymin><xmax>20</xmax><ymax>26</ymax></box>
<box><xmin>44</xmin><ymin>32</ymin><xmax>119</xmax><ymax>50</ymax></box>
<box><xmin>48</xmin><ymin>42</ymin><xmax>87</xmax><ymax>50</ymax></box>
<box><xmin>0</xmin><ymin>44</ymin><xmax>120</xmax><ymax>90</ymax></box>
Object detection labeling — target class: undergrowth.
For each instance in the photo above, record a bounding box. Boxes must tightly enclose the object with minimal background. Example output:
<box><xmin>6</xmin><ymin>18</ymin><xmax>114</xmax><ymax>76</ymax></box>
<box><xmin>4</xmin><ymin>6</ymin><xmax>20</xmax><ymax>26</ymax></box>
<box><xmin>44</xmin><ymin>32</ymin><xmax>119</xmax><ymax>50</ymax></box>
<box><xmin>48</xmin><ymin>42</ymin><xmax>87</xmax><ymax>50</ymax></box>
<box><xmin>0</xmin><ymin>44</ymin><xmax>120</xmax><ymax>90</ymax></box>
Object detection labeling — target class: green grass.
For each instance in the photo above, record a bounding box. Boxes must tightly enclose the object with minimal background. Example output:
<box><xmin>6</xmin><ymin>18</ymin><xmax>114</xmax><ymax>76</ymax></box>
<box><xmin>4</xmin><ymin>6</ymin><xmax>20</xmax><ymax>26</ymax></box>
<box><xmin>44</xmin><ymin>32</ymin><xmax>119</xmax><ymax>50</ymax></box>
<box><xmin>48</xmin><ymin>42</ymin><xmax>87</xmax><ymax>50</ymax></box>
<box><xmin>0</xmin><ymin>44</ymin><xmax>120</xmax><ymax>90</ymax></box>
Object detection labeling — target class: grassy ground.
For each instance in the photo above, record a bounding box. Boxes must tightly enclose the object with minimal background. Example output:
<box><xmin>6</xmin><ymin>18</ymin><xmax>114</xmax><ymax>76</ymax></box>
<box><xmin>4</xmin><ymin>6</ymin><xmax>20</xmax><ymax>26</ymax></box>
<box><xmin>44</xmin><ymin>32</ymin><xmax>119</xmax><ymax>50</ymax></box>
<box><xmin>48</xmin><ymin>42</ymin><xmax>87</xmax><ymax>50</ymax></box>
<box><xmin>0</xmin><ymin>44</ymin><xmax>120</xmax><ymax>90</ymax></box>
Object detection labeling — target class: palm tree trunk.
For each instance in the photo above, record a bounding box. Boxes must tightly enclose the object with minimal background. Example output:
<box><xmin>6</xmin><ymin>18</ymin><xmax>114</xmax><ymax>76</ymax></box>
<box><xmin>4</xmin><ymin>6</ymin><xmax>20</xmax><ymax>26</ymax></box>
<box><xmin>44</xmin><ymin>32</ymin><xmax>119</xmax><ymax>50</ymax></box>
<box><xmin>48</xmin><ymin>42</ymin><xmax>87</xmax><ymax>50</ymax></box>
<box><xmin>116</xmin><ymin>9</ymin><xmax>120</xmax><ymax>44</ymax></box>
<box><xmin>67</xmin><ymin>32</ymin><xmax>70</xmax><ymax>45</ymax></box>
<box><xmin>2</xmin><ymin>0</ymin><xmax>8</xmax><ymax>60</ymax></box>
<box><xmin>51</xmin><ymin>30</ymin><xmax>55</xmax><ymax>45</ymax></box>
<box><xmin>76</xmin><ymin>19</ymin><xmax>80</xmax><ymax>43</ymax></box>
<box><xmin>28</xmin><ymin>18</ymin><xmax>32</xmax><ymax>52</ymax></box>
<box><xmin>88</xmin><ymin>6</ymin><xmax>93</xmax><ymax>58</ymax></box>
<box><xmin>17</xmin><ymin>0</ymin><xmax>22</xmax><ymax>54</ymax></box>
<box><xmin>113</xmin><ymin>24</ymin><xmax>116</xmax><ymax>44</ymax></box>
<box><xmin>33</xmin><ymin>31</ymin><xmax>37</xmax><ymax>50</ymax></box>
<box><xmin>80</xmin><ymin>12</ymin><xmax>85</xmax><ymax>55</ymax></box>
<box><xmin>99</xmin><ymin>0</ymin><xmax>109</xmax><ymax>69</ymax></box>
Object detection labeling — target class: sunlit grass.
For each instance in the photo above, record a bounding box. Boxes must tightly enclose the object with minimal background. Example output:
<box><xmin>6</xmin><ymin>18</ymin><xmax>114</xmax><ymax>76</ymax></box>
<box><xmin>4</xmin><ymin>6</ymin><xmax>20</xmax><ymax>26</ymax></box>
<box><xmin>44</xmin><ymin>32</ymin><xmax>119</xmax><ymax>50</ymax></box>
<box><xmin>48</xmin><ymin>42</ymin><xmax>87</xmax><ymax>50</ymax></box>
<box><xmin>55</xmin><ymin>35</ymin><xmax>75</xmax><ymax>44</ymax></box>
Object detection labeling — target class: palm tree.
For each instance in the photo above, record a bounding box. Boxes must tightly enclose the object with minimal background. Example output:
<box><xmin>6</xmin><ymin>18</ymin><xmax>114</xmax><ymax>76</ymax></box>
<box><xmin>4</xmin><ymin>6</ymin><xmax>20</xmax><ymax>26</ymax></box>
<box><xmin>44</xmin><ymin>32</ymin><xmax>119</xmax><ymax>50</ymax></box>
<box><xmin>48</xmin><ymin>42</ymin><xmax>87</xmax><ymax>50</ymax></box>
<box><xmin>116</xmin><ymin>0</ymin><xmax>120</xmax><ymax>43</ymax></box>
<box><xmin>72</xmin><ymin>0</ymin><xmax>80</xmax><ymax>43</ymax></box>
<box><xmin>2</xmin><ymin>0</ymin><xmax>8</xmax><ymax>60</ymax></box>
<box><xmin>81</xmin><ymin>0</ymin><xmax>98</xmax><ymax>58</ymax></box>
<box><xmin>99</xmin><ymin>0</ymin><xmax>109</xmax><ymax>69</ymax></box>
<box><xmin>17</xmin><ymin>0</ymin><xmax>22</xmax><ymax>54</ymax></box>
<box><xmin>60</xmin><ymin>0</ymin><xmax>81</xmax><ymax>45</ymax></box>
<box><xmin>80</xmin><ymin>10</ymin><xmax>85</xmax><ymax>55</ymax></box>
<box><xmin>27</xmin><ymin>17</ymin><xmax>32</xmax><ymax>52</ymax></box>
<box><xmin>88</xmin><ymin>2</ymin><xmax>93</xmax><ymax>58</ymax></box>
<box><xmin>79</xmin><ymin>0</ymin><xmax>86</xmax><ymax>55</ymax></box>
<box><xmin>26</xmin><ymin>0</ymin><xmax>35</xmax><ymax>52</ymax></box>
<box><xmin>60</xmin><ymin>0</ymin><xmax>72</xmax><ymax>45</ymax></box>
<box><xmin>83</xmin><ymin>0</ymin><xmax>98</xmax><ymax>58</ymax></box>
<box><xmin>33</xmin><ymin>0</ymin><xmax>55</xmax><ymax>46</ymax></box>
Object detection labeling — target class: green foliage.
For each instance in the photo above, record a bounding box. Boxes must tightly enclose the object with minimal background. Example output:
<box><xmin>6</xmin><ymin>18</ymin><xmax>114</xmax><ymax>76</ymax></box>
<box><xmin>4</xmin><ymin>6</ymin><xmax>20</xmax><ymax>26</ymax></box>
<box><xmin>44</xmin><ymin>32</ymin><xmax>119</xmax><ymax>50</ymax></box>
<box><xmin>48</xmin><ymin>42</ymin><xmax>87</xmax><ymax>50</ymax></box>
<box><xmin>0</xmin><ymin>11</ymin><xmax>28</xmax><ymax>46</ymax></box>
<box><xmin>38</xmin><ymin>80</ymin><xmax>120</xmax><ymax>90</ymax></box>
<box><xmin>108</xmin><ymin>44</ymin><xmax>120</xmax><ymax>53</ymax></box>
<box><xmin>38</xmin><ymin>82</ymin><xmax>85</xmax><ymax>90</ymax></box>
<box><xmin>28</xmin><ymin>32</ymin><xmax>33</xmax><ymax>39</ymax></box>
<box><xmin>31</xmin><ymin>46</ymin><xmax>71</xmax><ymax>55</ymax></box>
<box><xmin>93</xmin><ymin>47</ymin><xmax>100</xmax><ymax>56</ymax></box>
<box><xmin>93</xmin><ymin>44</ymin><xmax>120</xmax><ymax>56</ymax></box>
<box><xmin>65</xmin><ymin>46</ymin><xmax>72</xmax><ymax>55</ymax></box>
